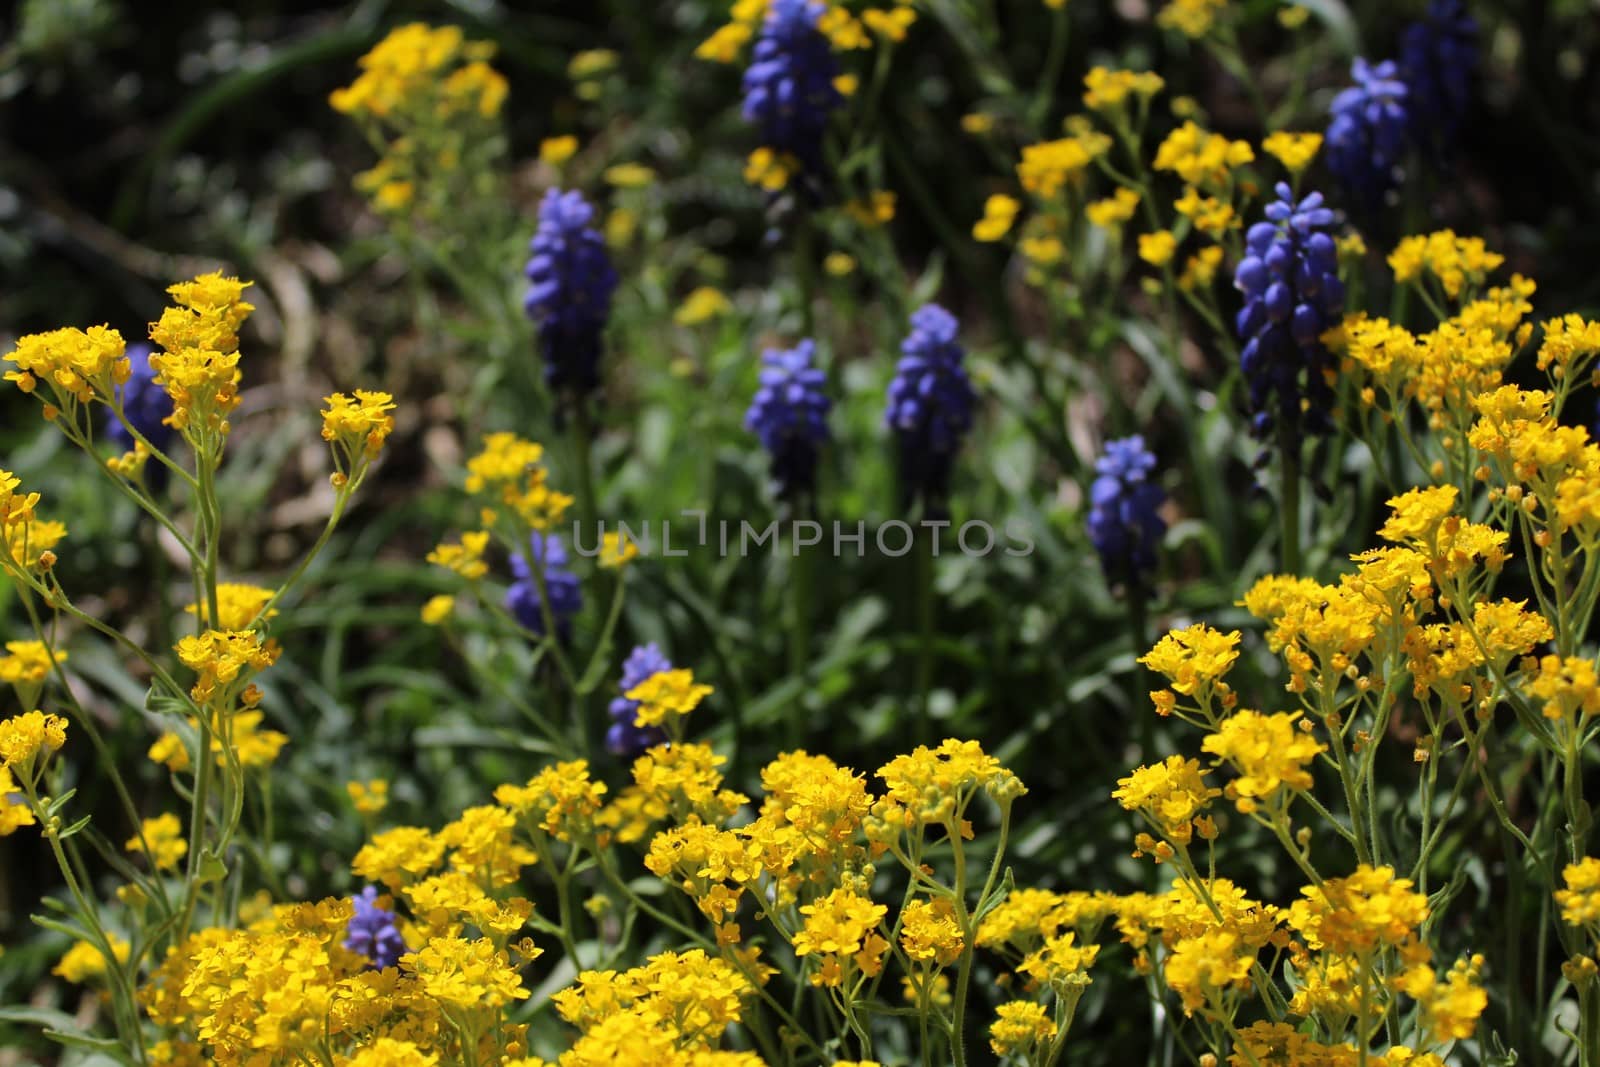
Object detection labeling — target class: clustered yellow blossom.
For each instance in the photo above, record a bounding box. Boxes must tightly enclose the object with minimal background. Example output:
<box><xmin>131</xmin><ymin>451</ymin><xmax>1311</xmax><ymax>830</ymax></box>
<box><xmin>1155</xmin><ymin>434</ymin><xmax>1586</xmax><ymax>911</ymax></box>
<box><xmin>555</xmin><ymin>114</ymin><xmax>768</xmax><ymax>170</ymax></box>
<box><xmin>1389</xmin><ymin>230</ymin><xmax>1505</xmax><ymax>301</ymax></box>
<box><xmin>1082</xmin><ymin>67</ymin><xmax>1163</xmax><ymax>112</ymax></box>
<box><xmin>126</xmin><ymin>812</ymin><xmax>189</xmax><ymax>871</ymax></box>
<box><xmin>675</xmin><ymin>286</ymin><xmax>734</xmax><ymax>326</ymax></box>
<box><xmin>0</xmin><ymin>709</ymin><xmax>68</xmax><ymax>777</ymax></box>
<box><xmin>1153</xmin><ymin>122</ymin><xmax>1254</xmax><ymax>191</ymax></box>
<box><xmin>793</xmin><ymin>887</ymin><xmax>890</xmax><ymax>986</ymax></box>
<box><xmin>175</xmin><ymin>629</ymin><xmax>279</xmax><ymax>707</ymax></box>
<box><xmin>185</xmin><ymin>583</ymin><xmax>278</xmax><ymax>631</ymax></box>
<box><xmin>1261</xmin><ymin>130</ymin><xmax>1323</xmax><ymax>174</ymax></box>
<box><xmin>330</xmin><ymin>23</ymin><xmax>506</xmax><ymax>121</ymax></box>
<box><xmin>974</xmin><ymin>194</ymin><xmax>1021</xmax><ymax>242</ymax></box>
<box><xmin>1017</xmin><ymin>130</ymin><xmax>1112</xmax><ymax>198</ymax></box>
<box><xmin>4</xmin><ymin>324</ymin><xmax>129</xmax><ymax>410</ymax></box>
<box><xmin>322</xmin><ymin>390</ymin><xmax>397</xmax><ymax>484</ymax></box>
<box><xmin>625</xmin><ymin>668</ymin><xmax>714</xmax><ymax>731</ymax></box>
<box><xmin>1156</xmin><ymin>0</ymin><xmax>1227</xmax><ymax>38</ymax></box>
<box><xmin>0</xmin><ymin>470</ymin><xmax>63</xmax><ymax>576</ymax></box>
<box><xmin>427</xmin><ymin>531</ymin><xmax>490</xmax><ymax>581</ymax></box>
<box><xmin>464</xmin><ymin>432</ymin><xmax>574</xmax><ymax>532</ymax></box>
<box><xmin>147</xmin><ymin>273</ymin><xmax>255</xmax><ymax>439</ymax></box>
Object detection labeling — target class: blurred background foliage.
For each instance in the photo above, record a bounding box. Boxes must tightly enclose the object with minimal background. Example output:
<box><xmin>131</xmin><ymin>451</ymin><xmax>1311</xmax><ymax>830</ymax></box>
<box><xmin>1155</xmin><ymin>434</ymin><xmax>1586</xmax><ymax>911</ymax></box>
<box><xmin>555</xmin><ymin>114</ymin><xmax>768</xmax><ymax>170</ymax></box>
<box><xmin>4</xmin><ymin>0</ymin><xmax>1600</xmax><ymax>1060</ymax></box>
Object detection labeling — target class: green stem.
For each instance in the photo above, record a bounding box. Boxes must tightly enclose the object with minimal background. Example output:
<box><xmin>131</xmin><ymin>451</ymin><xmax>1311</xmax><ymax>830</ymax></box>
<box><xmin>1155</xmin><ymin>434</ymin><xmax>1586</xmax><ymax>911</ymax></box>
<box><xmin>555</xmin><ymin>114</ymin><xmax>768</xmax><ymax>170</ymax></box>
<box><xmin>1279</xmin><ymin>429</ymin><xmax>1302</xmax><ymax>575</ymax></box>
<box><xmin>914</xmin><ymin>523</ymin><xmax>936</xmax><ymax>745</ymax></box>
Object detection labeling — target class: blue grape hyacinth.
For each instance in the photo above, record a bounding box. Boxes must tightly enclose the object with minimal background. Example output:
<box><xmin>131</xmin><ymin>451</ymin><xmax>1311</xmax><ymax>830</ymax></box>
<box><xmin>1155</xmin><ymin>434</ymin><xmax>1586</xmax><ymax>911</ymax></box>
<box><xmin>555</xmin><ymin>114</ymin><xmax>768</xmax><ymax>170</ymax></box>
<box><xmin>507</xmin><ymin>532</ymin><xmax>582</xmax><ymax>641</ymax></box>
<box><xmin>885</xmin><ymin>305</ymin><xmax>976</xmax><ymax>510</ymax></box>
<box><xmin>741</xmin><ymin>0</ymin><xmax>842</xmax><ymax>196</ymax></box>
<box><xmin>607</xmin><ymin>643</ymin><xmax>672</xmax><ymax>756</ymax></box>
<box><xmin>1400</xmin><ymin>0</ymin><xmax>1478</xmax><ymax>154</ymax></box>
<box><xmin>524</xmin><ymin>188</ymin><xmax>619</xmax><ymax>400</ymax></box>
<box><xmin>745</xmin><ymin>339</ymin><xmax>831</xmax><ymax>502</ymax></box>
<box><xmin>1234</xmin><ymin>183</ymin><xmax>1344</xmax><ymax>455</ymax></box>
<box><xmin>344</xmin><ymin>885</ymin><xmax>403</xmax><ymax>970</ymax></box>
<box><xmin>106</xmin><ymin>342</ymin><xmax>174</xmax><ymax>489</ymax></box>
<box><xmin>1087</xmin><ymin>436</ymin><xmax>1168</xmax><ymax>589</ymax></box>
<box><xmin>106</xmin><ymin>342</ymin><xmax>173</xmax><ymax>453</ymax></box>
<box><xmin>1326</xmin><ymin>58</ymin><xmax>1410</xmax><ymax>208</ymax></box>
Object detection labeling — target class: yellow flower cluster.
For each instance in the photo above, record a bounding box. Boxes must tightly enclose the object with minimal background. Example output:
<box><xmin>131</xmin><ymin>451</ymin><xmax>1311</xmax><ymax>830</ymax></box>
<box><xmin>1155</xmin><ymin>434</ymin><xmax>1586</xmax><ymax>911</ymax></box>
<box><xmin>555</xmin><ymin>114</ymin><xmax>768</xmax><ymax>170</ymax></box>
<box><xmin>1261</xmin><ymin>130</ymin><xmax>1323</xmax><ymax>174</ymax></box>
<box><xmin>3</xmin><ymin>324</ymin><xmax>129</xmax><ymax>409</ymax></box>
<box><xmin>1153</xmin><ymin>121</ymin><xmax>1254</xmax><ymax>191</ymax></box>
<box><xmin>464</xmin><ymin>432</ymin><xmax>574</xmax><ymax>533</ymax></box>
<box><xmin>1388</xmin><ymin>230</ymin><xmax>1505</xmax><ymax>301</ymax></box>
<box><xmin>1156</xmin><ymin>0</ymin><xmax>1227</xmax><ymax>38</ymax></box>
<box><xmin>322</xmin><ymin>390</ymin><xmax>398</xmax><ymax>485</ymax></box>
<box><xmin>0</xmin><ymin>469</ymin><xmax>63</xmax><ymax>576</ymax></box>
<box><xmin>175</xmin><ymin>629</ymin><xmax>279</xmax><ymax>707</ymax></box>
<box><xmin>1017</xmin><ymin>130</ymin><xmax>1112</xmax><ymax>198</ymax></box>
<box><xmin>0</xmin><ymin>709</ymin><xmax>68</xmax><ymax>775</ymax></box>
<box><xmin>330</xmin><ymin>23</ymin><xmax>506</xmax><ymax>122</ymax></box>
<box><xmin>147</xmin><ymin>272</ymin><xmax>255</xmax><ymax>439</ymax></box>
<box><xmin>1082</xmin><ymin>67</ymin><xmax>1164</xmax><ymax>111</ymax></box>
<box><xmin>624</xmin><ymin>667</ymin><xmax>714</xmax><ymax>731</ymax></box>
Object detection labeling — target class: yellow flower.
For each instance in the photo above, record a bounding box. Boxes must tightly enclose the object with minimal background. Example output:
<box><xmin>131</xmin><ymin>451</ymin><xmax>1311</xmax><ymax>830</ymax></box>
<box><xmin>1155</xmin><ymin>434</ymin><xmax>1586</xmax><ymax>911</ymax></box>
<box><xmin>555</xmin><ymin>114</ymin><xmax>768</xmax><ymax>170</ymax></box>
<box><xmin>0</xmin><ymin>710</ymin><xmax>67</xmax><ymax>771</ymax></box>
<box><xmin>1528</xmin><ymin>655</ymin><xmax>1600</xmax><ymax>722</ymax></box>
<box><xmin>834</xmin><ymin>73</ymin><xmax>859</xmax><ymax>96</ymax></box>
<box><xmin>696</xmin><ymin>22</ymin><xmax>756</xmax><ymax>63</ymax></box>
<box><xmin>990</xmin><ymin>999</ymin><xmax>1057</xmax><ymax>1057</ymax></box>
<box><xmin>1017</xmin><ymin>132</ymin><xmax>1110</xmax><ymax>198</ymax></box>
<box><xmin>1174</xmin><ymin>187</ymin><xmax>1238</xmax><ymax>236</ymax></box>
<box><xmin>846</xmin><ymin>190</ymin><xmax>897</xmax><ymax>228</ymax></box>
<box><xmin>321</xmin><ymin>389</ymin><xmax>397</xmax><ymax>473</ymax></box>
<box><xmin>598</xmin><ymin>531</ymin><xmax>639</xmax><ymax>569</ymax></box>
<box><xmin>862</xmin><ymin>6</ymin><xmax>917</xmax><ymax>41</ymax></box>
<box><xmin>428</xmin><ymin>531</ymin><xmax>491</xmax><ymax>581</ymax></box>
<box><xmin>1138</xmin><ymin>230</ymin><xmax>1178</xmax><ymax>267</ymax></box>
<box><xmin>1261</xmin><ymin>130</ymin><xmax>1323</xmax><ymax>174</ymax></box>
<box><xmin>464</xmin><ymin>432</ymin><xmax>573</xmax><ymax>531</ymax></box>
<box><xmin>674</xmin><ymin>287</ymin><xmax>733</xmax><ymax>327</ymax></box>
<box><xmin>148</xmin><ymin>272</ymin><xmax>255</xmax><ymax>436</ymax></box>
<box><xmin>52</xmin><ymin>935</ymin><xmax>129</xmax><ymax>983</ymax></box>
<box><xmin>625</xmin><ymin>668</ymin><xmax>714</xmax><ymax>728</ymax></box>
<box><xmin>1537</xmin><ymin>314</ymin><xmax>1600</xmax><ymax>375</ymax></box>
<box><xmin>1559</xmin><ymin>858</ymin><xmax>1600</xmax><ymax>927</ymax></box>
<box><xmin>346</xmin><ymin>1039</ymin><xmax>440</xmax><ymax>1067</ymax></box>
<box><xmin>824</xmin><ymin>252</ymin><xmax>857</xmax><ymax>276</ymax></box>
<box><xmin>1286</xmin><ymin>864</ymin><xmax>1427</xmax><ymax>956</ymax></box>
<box><xmin>174</xmin><ymin>630</ymin><xmax>278</xmax><ymax>706</ymax></box>
<box><xmin>401</xmin><ymin>936</ymin><xmax>531</xmax><ymax>1010</ymax></box>
<box><xmin>900</xmin><ymin>897</ymin><xmax>964</xmax><ymax>966</ymax></box>
<box><xmin>148</xmin><ymin>732</ymin><xmax>190</xmax><ymax>773</ymax></box>
<box><xmin>496</xmin><ymin>760</ymin><xmax>608</xmax><ymax>842</ymax></box>
<box><xmin>0</xmin><ymin>765</ymin><xmax>35</xmax><ymax>836</ymax></box>
<box><xmin>1179</xmin><ymin>246</ymin><xmax>1225</xmax><ymax>291</ymax></box>
<box><xmin>1165</xmin><ymin>928</ymin><xmax>1256</xmax><ymax>1012</ymax></box>
<box><xmin>1139</xmin><ymin>624</ymin><xmax>1240</xmax><ymax>697</ymax></box>
<box><xmin>348</xmin><ymin>779</ymin><xmax>390</xmax><ymax>816</ymax></box>
<box><xmin>540</xmin><ymin>135</ymin><xmax>579</xmax><ymax>166</ymax></box>
<box><xmin>4</xmin><ymin>325</ymin><xmax>129</xmax><ymax>405</ymax></box>
<box><xmin>184</xmin><ymin>583</ymin><xmax>278</xmax><ymax>631</ymax></box>
<box><xmin>973</xmin><ymin>194</ymin><xmax>1021</xmax><ymax>242</ymax></box>
<box><xmin>1086</xmin><ymin>187</ymin><xmax>1141</xmax><ymax>229</ymax></box>
<box><xmin>420</xmin><ymin>594</ymin><xmax>455</xmax><ymax>625</ymax></box>
<box><xmin>0</xmin><ymin>641</ymin><xmax>65</xmax><ymax>688</ymax></box>
<box><xmin>330</xmin><ymin>23</ymin><xmax>505</xmax><ymax>120</ymax></box>
<box><xmin>1021</xmin><ymin>236</ymin><xmax>1065</xmax><ymax>266</ymax></box>
<box><xmin>1157</xmin><ymin>0</ymin><xmax>1227</xmax><ymax>38</ymax></box>
<box><xmin>794</xmin><ymin>888</ymin><xmax>889</xmax><ymax>986</ymax></box>
<box><xmin>126</xmin><ymin>813</ymin><xmax>188</xmax><ymax>871</ymax></box>
<box><xmin>604</xmin><ymin>162</ymin><xmax>656</xmax><ymax>188</ymax></box>
<box><xmin>1082</xmin><ymin>67</ymin><xmax>1164</xmax><ymax>111</ymax></box>
<box><xmin>1153</xmin><ymin>121</ymin><xmax>1254</xmax><ymax>189</ymax></box>
<box><xmin>961</xmin><ymin>112</ymin><xmax>995</xmax><ymax>135</ymax></box>
<box><xmin>1389</xmin><ymin>230</ymin><xmax>1504</xmax><ymax>300</ymax></box>
<box><xmin>1113</xmin><ymin>755</ymin><xmax>1219</xmax><ymax>847</ymax></box>
<box><xmin>744</xmin><ymin>147</ymin><xmax>792</xmax><ymax>191</ymax></box>
<box><xmin>568</xmin><ymin>49</ymin><xmax>619</xmax><ymax>81</ymax></box>
<box><xmin>1201</xmin><ymin>710</ymin><xmax>1324</xmax><ymax>812</ymax></box>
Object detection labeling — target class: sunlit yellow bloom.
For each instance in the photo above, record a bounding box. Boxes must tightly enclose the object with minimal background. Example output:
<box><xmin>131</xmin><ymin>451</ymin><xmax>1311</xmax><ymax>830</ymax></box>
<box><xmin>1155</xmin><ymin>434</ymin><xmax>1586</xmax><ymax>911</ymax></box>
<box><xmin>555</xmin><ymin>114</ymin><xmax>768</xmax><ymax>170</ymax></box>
<box><xmin>598</xmin><ymin>531</ymin><xmax>640</xmax><ymax>569</ymax></box>
<box><xmin>862</xmin><ymin>6</ymin><xmax>917</xmax><ymax>42</ymax></box>
<box><xmin>990</xmin><ymin>999</ymin><xmax>1057</xmax><ymax>1057</ymax></box>
<box><xmin>53</xmin><ymin>935</ymin><xmax>129</xmax><ymax>983</ymax></box>
<box><xmin>1157</xmin><ymin>0</ymin><xmax>1227</xmax><ymax>38</ymax></box>
<box><xmin>846</xmin><ymin>190</ymin><xmax>897</xmax><ymax>228</ymax></box>
<box><xmin>321</xmin><ymin>390</ymin><xmax>397</xmax><ymax>472</ymax></box>
<box><xmin>420</xmin><ymin>594</ymin><xmax>455</xmax><ymax>625</ymax></box>
<box><xmin>744</xmin><ymin>147</ymin><xmax>792</xmax><ymax>191</ymax></box>
<box><xmin>0</xmin><ymin>710</ymin><xmax>67</xmax><ymax>771</ymax></box>
<box><xmin>4</xmin><ymin>325</ymin><xmax>129</xmax><ymax>405</ymax></box>
<box><xmin>1086</xmin><ymin>187</ymin><xmax>1141</xmax><ymax>229</ymax></box>
<box><xmin>675</xmin><ymin>287</ymin><xmax>733</xmax><ymax>326</ymax></box>
<box><xmin>347</xmin><ymin>778</ymin><xmax>390</xmax><ymax>816</ymax></box>
<box><xmin>0</xmin><ymin>766</ymin><xmax>35</xmax><ymax>836</ymax></box>
<box><xmin>1138</xmin><ymin>230</ymin><xmax>1178</xmax><ymax>267</ymax></box>
<box><xmin>824</xmin><ymin>252</ymin><xmax>857</xmax><ymax>276</ymax></box>
<box><xmin>427</xmin><ymin>531</ymin><xmax>491</xmax><ymax>581</ymax></box>
<box><xmin>126</xmin><ymin>813</ymin><xmax>188</xmax><ymax>871</ymax></box>
<box><xmin>1082</xmin><ymin>67</ymin><xmax>1164</xmax><ymax>111</ymax></box>
<box><xmin>973</xmin><ymin>194</ymin><xmax>1021</xmax><ymax>242</ymax></box>
<box><xmin>464</xmin><ymin>433</ymin><xmax>573</xmax><ymax>531</ymax></box>
<box><xmin>540</xmin><ymin>135</ymin><xmax>579</xmax><ymax>166</ymax></box>
<box><xmin>1153</xmin><ymin>122</ymin><xmax>1254</xmax><ymax>189</ymax></box>
<box><xmin>1261</xmin><ymin>130</ymin><xmax>1322</xmax><ymax>174</ymax></box>
<box><xmin>604</xmin><ymin>162</ymin><xmax>656</xmax><ymax>188</ymax></box>
<box><xmin>626</xmin><ymin>668</ymin><xmax>714</xmax><ymax>728</ymax></box>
